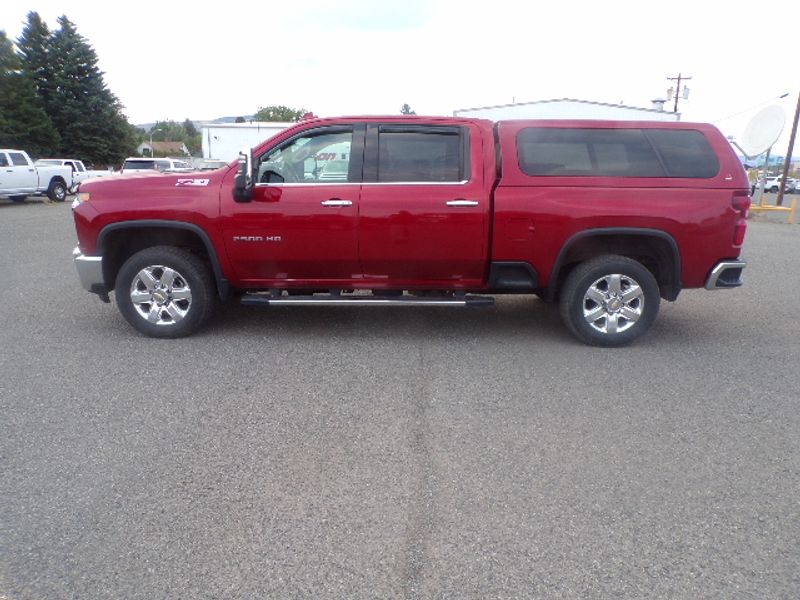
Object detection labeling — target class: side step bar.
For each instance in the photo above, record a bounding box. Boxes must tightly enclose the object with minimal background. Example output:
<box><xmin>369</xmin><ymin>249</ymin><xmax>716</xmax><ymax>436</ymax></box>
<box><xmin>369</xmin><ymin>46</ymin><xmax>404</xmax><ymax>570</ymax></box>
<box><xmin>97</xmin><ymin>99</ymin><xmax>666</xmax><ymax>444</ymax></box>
<box><xmin>241</xmin><ymin>293</ymin><xmax>495</xmax><ymax>308</ymax></box>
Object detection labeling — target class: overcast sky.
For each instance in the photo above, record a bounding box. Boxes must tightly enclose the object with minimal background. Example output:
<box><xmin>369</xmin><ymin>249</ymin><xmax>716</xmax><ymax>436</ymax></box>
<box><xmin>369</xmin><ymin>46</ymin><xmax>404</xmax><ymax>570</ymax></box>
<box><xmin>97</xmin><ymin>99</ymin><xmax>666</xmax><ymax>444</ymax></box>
<box><xmin>3</xmin><ymin>0</ymin><xmax>799</xmax><ymax>156</ymax></box>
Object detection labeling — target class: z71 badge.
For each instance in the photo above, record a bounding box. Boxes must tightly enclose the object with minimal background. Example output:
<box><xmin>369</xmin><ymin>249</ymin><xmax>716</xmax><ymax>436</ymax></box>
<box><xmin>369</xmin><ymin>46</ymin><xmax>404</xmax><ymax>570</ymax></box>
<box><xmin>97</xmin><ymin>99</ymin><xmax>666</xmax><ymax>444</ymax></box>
<box><xmin>175</xmin><ymin>178</ymin><xmax>210</xmax><ymax>187</ymax></box>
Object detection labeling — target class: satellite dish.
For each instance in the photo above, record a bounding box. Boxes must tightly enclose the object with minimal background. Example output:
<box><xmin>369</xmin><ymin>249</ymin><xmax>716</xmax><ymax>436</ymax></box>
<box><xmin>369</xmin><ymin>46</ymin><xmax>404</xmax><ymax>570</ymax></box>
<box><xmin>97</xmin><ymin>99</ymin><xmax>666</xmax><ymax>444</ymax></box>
<box><xmin>740</xmin><ymin>105</ymin><xmax>786</xmax><ymax>157</ymax></box>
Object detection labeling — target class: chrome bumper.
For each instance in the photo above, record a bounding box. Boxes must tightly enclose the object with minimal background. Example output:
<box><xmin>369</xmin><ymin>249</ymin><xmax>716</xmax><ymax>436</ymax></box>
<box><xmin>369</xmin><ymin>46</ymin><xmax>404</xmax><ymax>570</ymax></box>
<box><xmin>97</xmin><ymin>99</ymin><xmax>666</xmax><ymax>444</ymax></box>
<box><xmin>705</xmin><ymin>259</ymin><xmax>746</xmax><ymax>290</ymax></box>
<box><xmin>73</xmin><ymin>246</ymin><xmax>108</xmax><ymax>299</ymax></box>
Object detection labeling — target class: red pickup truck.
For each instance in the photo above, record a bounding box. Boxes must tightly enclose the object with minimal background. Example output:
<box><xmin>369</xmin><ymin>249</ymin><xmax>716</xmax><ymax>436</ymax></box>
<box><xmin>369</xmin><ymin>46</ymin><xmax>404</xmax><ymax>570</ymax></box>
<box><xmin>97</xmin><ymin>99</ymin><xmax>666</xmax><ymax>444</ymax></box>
<box><xmin>72</xmin><ymin>116</ymin><xmax>749</xmax><ymax>346</ymax></box>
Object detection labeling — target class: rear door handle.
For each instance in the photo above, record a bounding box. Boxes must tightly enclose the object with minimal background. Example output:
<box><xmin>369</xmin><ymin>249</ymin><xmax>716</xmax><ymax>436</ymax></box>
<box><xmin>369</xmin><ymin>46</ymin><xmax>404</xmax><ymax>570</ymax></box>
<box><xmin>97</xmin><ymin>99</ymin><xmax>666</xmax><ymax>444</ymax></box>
<box><xmin>446</xmin><ymin>199</ymin><xmax>479</xmax><ymax>207</ymax></box>
<box><xmin>321</xmin><ymin>199</ymin><xmax>352</xmax><ymax>207</ymax></box>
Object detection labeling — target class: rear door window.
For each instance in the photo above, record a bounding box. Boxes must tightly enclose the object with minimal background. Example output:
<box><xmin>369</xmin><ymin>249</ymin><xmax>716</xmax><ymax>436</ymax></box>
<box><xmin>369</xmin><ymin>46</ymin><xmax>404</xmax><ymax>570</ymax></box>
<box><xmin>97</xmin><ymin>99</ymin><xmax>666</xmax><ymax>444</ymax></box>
<box><xmin>517</xmin><ymin>127</ymin><xmax>719</xmax><ymax>178</ymax></box>
<box><xmin>9</xmin><ymin>153</ymin><xmax>29</xmax><ymax>166</ymax></box>
<box><xmin>376</xmin><ymin>127</ymin><xmax>466</xmax><ymax>183</ymax></box>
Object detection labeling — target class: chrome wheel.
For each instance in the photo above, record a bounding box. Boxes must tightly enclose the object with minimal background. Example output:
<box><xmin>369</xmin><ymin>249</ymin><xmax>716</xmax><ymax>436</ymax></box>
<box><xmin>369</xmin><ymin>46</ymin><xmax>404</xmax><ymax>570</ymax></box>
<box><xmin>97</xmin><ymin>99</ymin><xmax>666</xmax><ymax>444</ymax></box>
<box><xmin>582</xmin><ymin>273</ymin><xmax>644</xmax><ymax>334</ymax></box>
<box><xmin>130</xmin><ymin>265</ymin><xmax>193</xmax><ymax>326</ymax></box>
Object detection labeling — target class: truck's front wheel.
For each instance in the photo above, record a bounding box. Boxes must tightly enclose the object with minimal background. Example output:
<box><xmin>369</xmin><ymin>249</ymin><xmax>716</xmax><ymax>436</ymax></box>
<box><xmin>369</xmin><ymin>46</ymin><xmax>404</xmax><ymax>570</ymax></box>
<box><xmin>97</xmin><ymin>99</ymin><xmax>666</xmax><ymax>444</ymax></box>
<box><xmin>559</xmin><ymin>255</ymin><xmax>660</xmax><ymax>347</ymax></box>
<box><xmin>115</xmin><ymin>246</ymin><xmax>215</xmax><ymax>338</ymax></box>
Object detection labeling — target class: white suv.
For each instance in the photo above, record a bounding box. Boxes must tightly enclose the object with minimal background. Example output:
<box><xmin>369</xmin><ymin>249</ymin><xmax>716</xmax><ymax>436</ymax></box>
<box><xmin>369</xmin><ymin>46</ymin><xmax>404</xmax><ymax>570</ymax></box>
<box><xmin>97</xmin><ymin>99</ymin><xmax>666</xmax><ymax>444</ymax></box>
<box><xmin>121</xmin><ymin>157</ymin><xmax>194</xmax><ymax>174</ymax></box>
<box><xmin>763</xmin><ymin>176</ymin><xmax>797</xmax><ymax>193</ymax></box>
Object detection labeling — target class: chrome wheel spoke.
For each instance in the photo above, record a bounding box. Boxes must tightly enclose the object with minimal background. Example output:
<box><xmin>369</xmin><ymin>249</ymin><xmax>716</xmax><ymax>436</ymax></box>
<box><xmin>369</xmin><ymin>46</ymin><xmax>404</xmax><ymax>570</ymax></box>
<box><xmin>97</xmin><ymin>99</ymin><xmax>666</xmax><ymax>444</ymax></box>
<box><xmin>130</xmin><ymin>290</ymin><xmax>151</xmax><ymax>304</ymax></box>
<box><xmin>622</xmin><ymin>284</ymin><xmax>643</xmax><ymax>303</ymax></box>
<box><xmin>147</xmin><ymin>304</ymin><xmax>162</xmax><ymax>323</ymax></box>
<box><xmin>606</xmin><ymin>313</ymin><xmax>620</xmax><ymax>334</ymax></box>
<box><xmin>620</xmin><ymin>306</ymin><xmax>641</xmax><ymax>322</ymax></box>
<box><xmin>586</xmin><ymin>287</ymin><xmax>606</xmax><ymax>305</ymax></box>
<box><xmin>160</xmin><ymin>267</ymin><xmax>177</xmax><ymax>290</ymax></box>
<box><xmin>139</xmin><ymin>269</ymin><xmax>158</xmax><ymax>291</ymax></box>
<box><xmin>607</xmin><ymin>274</ymin><xmax>623</xmax><ymax>295</ymax></box>
<box><xmin>584</xmin><ymin>305</ymin><xmax>606</xmax><ymax>324</ymax></box>
<box><xmin>165</xmin><ymin>303</ymin><xmax>185</xmax><ymax>323</ymax></box>
<box><xmin>171</xmin><ymin>288</ymin><xmax>192</xmax><ymax>301</ymax></box>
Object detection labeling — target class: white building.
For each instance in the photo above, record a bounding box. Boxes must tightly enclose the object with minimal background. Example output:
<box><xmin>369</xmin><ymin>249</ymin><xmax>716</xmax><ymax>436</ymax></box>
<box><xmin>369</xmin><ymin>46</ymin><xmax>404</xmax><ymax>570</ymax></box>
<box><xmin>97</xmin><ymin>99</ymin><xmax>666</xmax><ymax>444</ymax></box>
<box><xmin>454</xmin><ymin>98</ymin><xmax>680</xmax><ymax>122</ymax></box>
<box><xmin>201</xmin><ymin>122</ymin><xmax>294</xmax><ymax>160</ymax></box>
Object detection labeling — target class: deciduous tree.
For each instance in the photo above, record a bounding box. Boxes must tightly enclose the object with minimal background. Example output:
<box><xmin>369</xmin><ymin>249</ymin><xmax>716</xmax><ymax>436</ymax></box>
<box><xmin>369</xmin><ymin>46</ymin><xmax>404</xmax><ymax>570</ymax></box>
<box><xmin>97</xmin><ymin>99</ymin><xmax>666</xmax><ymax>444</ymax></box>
<box><xmin>254</xmin><ymin>105</ymin><xmax>307</xmax><ymax>122</ymax></box>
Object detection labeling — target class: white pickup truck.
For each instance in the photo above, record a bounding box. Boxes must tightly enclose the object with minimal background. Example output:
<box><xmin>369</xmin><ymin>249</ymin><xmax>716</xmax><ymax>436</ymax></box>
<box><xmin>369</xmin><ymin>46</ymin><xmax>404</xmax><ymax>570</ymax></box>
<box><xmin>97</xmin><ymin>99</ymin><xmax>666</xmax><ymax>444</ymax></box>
<box><xmin>35</xmin><ymin>158</ymin><xmax>116</xmax><ymax>190</ymax></box>
<box><xmin>0</xmin><ymin>149</ymin><xmax>72</xmax><ymax>202</ymax></box>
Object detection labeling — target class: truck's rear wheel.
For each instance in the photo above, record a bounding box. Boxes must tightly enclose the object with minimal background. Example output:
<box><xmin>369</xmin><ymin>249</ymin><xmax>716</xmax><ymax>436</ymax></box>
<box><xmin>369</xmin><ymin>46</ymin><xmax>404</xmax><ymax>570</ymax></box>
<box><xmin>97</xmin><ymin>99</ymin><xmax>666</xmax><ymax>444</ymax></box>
<box><xmin>47</xmin><ymin>180</ymin><xmax>67</xmax><ymax>202</ymax></box>
<box><xmin>559</xmin><ymin>255</ymin><xmax>660</xmax><ymax>347</ymax></box>
<box><xmin>115</xmin><ymin>246</ymin><xmax>215</xmax><ymax>338</ymax></box>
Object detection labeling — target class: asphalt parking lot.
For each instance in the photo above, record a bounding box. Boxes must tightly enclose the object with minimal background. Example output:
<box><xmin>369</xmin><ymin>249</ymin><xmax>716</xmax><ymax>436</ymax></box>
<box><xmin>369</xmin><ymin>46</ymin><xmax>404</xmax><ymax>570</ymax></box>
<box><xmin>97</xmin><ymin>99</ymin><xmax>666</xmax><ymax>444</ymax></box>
<box><xmin>1</xmin><ymin>198</ymin><xmax>799</xmax><ymax>599</ymax></box>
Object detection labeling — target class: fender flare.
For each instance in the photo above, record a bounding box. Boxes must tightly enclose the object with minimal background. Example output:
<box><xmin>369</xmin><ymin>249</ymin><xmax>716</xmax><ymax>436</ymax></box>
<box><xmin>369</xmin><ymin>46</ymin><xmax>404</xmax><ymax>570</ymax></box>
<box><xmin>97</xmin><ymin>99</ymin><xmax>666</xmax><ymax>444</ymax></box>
<box><xmin>97</xmin><ymin>220</ymin><xmax>230</xmax><ymax>298</ymax></box>
<box><xmin>546</xmin><ymin>227</ymin><xmax>682</xmax><ymax>301</ymax></box>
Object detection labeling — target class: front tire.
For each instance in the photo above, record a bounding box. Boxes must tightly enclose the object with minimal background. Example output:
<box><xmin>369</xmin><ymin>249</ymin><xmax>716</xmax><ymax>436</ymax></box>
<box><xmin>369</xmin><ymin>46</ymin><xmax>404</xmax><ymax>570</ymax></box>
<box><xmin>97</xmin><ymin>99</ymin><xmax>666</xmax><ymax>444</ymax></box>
<box><xmin>115</xmin><ymin>246</ymin><xmax>215</xmax><ymax>338</ymax></box>
<box><xmin>559</xmin><ymin>255</ymin><xmax>660</xmax><ymax>347</ymax></box>
<box><xmin>48</xmin><ymin>180</ymin><xmax>67</xmax><ymax>202</ymax></box>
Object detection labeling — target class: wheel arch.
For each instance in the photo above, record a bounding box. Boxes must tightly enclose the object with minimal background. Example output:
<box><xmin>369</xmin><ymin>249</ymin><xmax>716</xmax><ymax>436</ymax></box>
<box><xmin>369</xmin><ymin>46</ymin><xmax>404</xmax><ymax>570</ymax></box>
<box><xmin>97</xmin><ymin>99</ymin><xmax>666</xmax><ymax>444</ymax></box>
<box><xmin>546</xmin><ymin>228</ymin><xmax>682</xmax><ymax>302</ymax></box>
<box><xmin>97</xmin><ymin>220</ymin><xmax>230</xmax><ymax>298</ymax></box>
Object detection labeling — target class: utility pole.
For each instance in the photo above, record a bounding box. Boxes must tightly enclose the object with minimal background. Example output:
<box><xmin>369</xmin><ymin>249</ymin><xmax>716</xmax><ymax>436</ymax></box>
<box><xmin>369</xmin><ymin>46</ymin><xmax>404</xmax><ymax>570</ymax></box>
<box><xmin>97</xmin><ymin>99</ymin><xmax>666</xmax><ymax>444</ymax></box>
<box><xmin>667</xmin><ymin>73</ymin><xmax>692</xmax><ymax>114</ymax></box>
<box><xmin>776</xmin><ymin>91</ymin><xmax>800</xmax><ymax>208</ymax></box>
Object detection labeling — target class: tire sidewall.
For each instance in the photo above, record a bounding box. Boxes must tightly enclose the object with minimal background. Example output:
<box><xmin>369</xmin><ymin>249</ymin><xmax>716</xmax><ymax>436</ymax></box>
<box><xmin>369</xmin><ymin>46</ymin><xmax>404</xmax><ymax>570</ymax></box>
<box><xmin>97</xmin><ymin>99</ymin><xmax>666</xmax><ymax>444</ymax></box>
<box><xmin>561</xmin><ymin>256</ymin><xmax>660</xmax><ymax>347</ymax></box>
<box><xmin>115</xmin><ymin>246</ymin><xmax>214</xmax><ymax>338</ymax></box>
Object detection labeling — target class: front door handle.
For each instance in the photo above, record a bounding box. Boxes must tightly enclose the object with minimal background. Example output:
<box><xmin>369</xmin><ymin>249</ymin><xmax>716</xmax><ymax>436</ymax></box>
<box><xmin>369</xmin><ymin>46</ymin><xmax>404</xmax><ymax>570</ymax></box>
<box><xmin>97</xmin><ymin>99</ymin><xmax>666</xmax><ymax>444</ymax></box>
<box><xmin>446</xmin><ymin>199</ymin><xmax>479</xmax><ymax>207</ymax></box>
<box><xmin>321</xmin><ymin>199</ymin><xmax>352</xmax><ymax>207</ymax></box>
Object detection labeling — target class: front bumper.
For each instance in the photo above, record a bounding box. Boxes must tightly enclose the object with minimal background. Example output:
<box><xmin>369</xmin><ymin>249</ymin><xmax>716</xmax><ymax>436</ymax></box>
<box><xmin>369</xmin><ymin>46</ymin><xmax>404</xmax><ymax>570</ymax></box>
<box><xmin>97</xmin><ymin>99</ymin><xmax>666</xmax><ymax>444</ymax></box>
<box><xmin>73</xmin><ymin>246</ymin><xmax>109</xmax><ymax>301</ymax></box>
<box><xmin>705</xmin><ymin>259</ymin><xmax>746</xmax><ymax>290</ymax></box>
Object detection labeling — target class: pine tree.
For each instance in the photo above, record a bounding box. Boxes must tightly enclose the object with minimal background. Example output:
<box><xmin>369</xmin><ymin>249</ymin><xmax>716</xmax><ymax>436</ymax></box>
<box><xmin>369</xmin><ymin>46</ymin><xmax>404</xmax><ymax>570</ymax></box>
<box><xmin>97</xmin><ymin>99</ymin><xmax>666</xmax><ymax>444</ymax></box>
<box><xmin>0</xmin><ymin>30</ymin><xmax>60</xmax><ymax>155</ymax></box>
<box><xmin>16</xmin><ymin>12</ymin><xmax>54</xmax><ymax>115</ymax></box>
<box><xmin>46</xmin><ymin>15</ymin><xmax>135</xmax><ymax>165</ymax></box>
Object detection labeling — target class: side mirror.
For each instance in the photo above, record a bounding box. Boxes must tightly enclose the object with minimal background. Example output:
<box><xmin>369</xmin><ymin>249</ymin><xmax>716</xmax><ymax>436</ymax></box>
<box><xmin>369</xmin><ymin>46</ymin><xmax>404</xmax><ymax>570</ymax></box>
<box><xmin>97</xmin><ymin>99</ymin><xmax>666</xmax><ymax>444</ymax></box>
<box><xmin>233</xmin><ymin>149</ymin><xmax>254</xmax><ymax>202</ymax></box>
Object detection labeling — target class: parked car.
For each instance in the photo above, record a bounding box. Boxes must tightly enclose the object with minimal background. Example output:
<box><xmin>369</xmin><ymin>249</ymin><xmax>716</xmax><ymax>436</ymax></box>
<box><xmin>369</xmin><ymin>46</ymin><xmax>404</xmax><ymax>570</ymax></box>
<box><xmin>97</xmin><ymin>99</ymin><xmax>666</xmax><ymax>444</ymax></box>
<box><xmin>1</xmin><ymin>149</ymin><xmax>72</xmax><ymax>202</ymax></box>
<box><xmin>120</xmin><ymin>157</ymin><xmax>194</xmax><ymax>174</ymax></box>
<box><xmin>72</xmin><ymin>116</ymin><xmax>749</xmax><ymax>346</ymax></box>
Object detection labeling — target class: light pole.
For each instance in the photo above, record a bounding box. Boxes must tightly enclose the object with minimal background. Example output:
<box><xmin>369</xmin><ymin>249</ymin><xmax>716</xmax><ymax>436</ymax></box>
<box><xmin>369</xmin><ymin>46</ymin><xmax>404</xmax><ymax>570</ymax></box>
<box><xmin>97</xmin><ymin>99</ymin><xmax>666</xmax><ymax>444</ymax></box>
<box><xmin>148</xmin><ymin>127</ymin><xmax>163</xmax><ymax>157</ymax></box>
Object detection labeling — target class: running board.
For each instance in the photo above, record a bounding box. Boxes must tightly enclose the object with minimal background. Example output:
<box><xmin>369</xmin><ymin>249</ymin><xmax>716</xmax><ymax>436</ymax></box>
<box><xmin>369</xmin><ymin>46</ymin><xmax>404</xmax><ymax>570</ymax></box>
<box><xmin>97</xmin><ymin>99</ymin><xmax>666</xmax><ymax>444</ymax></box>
<box><xmin>241</xmin><ymin>293</ymin><xmax>495</xmax><ymax>308</ymax></box>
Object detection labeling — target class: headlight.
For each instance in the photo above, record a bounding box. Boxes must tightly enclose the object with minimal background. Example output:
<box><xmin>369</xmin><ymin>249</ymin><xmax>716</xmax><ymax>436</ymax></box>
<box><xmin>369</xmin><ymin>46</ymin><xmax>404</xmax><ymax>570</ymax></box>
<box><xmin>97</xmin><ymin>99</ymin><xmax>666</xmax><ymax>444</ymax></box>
<box><xmin>71</xmin><ymin>192</ymin><xmax>90</xmax><ymax>209</ymax></box>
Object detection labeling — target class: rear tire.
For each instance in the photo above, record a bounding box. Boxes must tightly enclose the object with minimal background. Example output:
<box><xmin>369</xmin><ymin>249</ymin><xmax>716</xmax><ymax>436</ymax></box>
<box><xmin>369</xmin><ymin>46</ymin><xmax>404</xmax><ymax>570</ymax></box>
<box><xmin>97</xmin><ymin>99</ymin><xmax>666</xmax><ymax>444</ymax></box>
<box><xmin>559</xmin><ymin>255</ymin><xmax>660</xmax><ymax>347</ymax></box>
<box><xmin>115</xmin><ymin>246</ymin><xmax>215</xmax><ymax>338</ymax></box>
<box><xmin>48</xmin><ymin>180</ymin><xmax>67</xmax><ymax>202</ymax></box>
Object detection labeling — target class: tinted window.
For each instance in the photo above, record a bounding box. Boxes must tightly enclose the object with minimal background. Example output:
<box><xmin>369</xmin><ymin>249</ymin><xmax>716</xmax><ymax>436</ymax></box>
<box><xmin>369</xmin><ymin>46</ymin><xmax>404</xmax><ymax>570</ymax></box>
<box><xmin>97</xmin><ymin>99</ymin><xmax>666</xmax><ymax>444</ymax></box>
<box><xmin>517</xmin><ymin>127</ymin><xmax>719</xmax><ymax>178</ymax></box>
<box><xmin>646</xmin><ymin>129</ymin><xmax>719</xmax><ymax>178</ymax></box>
<box><xmin>9</xmin><ymin>153</ymin><xmax>29</xmax><ymax>166</ymax></box>
<box><xmin>0</xmin><ymin>154</ymin><xmax>8</xmax><ymax>167</ymax></box>
<box><xmin>378</xmin><ymin>129</ymin><xmax>462</xmax><ymax>182</ymax></box>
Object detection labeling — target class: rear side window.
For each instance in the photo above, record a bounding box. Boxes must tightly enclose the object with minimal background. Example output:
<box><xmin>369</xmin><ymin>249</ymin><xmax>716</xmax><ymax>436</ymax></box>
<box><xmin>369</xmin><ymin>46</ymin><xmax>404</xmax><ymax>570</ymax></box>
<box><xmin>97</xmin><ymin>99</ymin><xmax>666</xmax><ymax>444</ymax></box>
<box><xmin>645</xmin><ymin>129</ymin><xmax>719</xmax><ymax>178</ymax></box>
<box><xmin>9</xmin><ymin>152</ymin><xmax>29</xmax><ymax>166</ymax></box>
<box><xmin>517</xmin><ymin>127</ymin><xmax>719</xmax><ymax>178</ymax></box>
<box><xmin>378</xmin><ymin>128</ymin><xmax>464</xmax><ymax>182</ymax></box>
